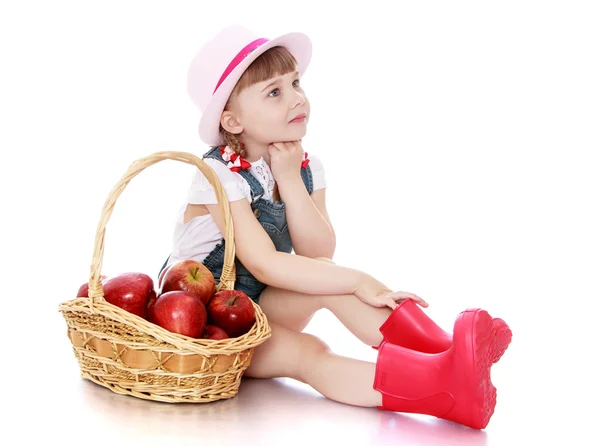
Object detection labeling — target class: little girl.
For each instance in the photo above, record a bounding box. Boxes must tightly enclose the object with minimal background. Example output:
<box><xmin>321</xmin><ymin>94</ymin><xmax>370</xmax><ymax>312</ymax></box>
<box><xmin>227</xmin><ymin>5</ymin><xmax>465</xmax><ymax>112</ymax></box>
<box><xmin>160</xmin><ymin>24</ymin><xmax>512</xmax><ymax>430</ymax></box>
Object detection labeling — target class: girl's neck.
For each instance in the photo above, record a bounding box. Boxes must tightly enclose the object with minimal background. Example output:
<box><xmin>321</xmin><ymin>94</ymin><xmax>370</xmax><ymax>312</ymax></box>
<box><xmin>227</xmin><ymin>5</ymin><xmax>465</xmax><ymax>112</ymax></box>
<box><xmin>239</xmin><ymin>141</ymin><xmax>280</xmax><ymax>202</ymax></box>
<box><xmin>241</xmin><ymin>141</ymin><xmax>270</xmax><ymax>166</ymax></box>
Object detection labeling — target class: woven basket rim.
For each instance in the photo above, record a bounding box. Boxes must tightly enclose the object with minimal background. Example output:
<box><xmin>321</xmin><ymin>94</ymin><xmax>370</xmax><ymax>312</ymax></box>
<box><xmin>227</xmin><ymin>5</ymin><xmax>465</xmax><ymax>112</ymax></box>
<box><xmin>59</xmin><ymin>296</ymin><xmax>269</xmax><ymax>355</ymax></box>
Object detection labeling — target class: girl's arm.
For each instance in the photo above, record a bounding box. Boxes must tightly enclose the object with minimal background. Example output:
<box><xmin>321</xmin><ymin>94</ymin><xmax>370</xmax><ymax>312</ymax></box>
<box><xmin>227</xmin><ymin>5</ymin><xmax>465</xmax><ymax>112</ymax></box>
<box><xmin>204</xmin><ymin>197</ymin><xmax>366</xmax><ymax>296</ymax></box>
<box><xmin>278</xmin><ymin>174</ymin><xmax>335</xmax><ymax>258</ymax></box>
<box><xmin>256</xmin><ymin>251</ymin><xmax>367</xmax><ymax>296</ymax></box>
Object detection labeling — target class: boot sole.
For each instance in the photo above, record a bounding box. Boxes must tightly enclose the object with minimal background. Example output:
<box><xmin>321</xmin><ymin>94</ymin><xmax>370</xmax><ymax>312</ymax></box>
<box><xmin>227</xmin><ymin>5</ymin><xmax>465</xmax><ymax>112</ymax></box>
<box><xmin>492</xmin><ymin>318</ymin><xmax>512</xmax><ymax>364</ymax></box>
<box><xmin>450</xmin><ymin>309</ymin><xmax>497</xmax><ymax>429</ymax></box>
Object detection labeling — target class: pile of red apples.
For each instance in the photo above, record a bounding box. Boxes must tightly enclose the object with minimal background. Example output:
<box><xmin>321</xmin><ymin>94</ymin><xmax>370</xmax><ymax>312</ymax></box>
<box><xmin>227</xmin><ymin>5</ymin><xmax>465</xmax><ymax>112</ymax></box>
<box><xmin>76</xmin><ymin>260</ymin><xmax>256</xmax><ymax>340</ymax></box>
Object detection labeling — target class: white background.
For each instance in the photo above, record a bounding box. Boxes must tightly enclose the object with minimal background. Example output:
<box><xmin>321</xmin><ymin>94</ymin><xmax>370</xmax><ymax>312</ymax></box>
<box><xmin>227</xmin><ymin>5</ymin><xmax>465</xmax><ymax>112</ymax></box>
<box><xmin>2</xmin><ymin>1</ymin><xmax>599</xmax><ymax>444</ymax></box>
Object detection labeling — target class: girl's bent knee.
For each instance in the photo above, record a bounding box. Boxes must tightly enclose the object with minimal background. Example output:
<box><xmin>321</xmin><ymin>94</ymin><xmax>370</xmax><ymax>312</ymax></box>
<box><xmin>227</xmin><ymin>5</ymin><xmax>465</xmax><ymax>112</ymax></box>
<box><xmin>303</xmin><ymin>333</ymin><xmax>331</xmax><ymax>355</ymax></box>
<box><xmin>298</xmin><ymin>333</ymin><xmax>331</xmax><ymax>380</ymax></box>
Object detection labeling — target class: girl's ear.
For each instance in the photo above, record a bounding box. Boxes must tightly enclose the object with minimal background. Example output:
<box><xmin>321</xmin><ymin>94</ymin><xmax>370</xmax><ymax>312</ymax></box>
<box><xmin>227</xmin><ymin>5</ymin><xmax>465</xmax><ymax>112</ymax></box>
<box><xmin>220</xmin><ymin>110</ymin><xmax>243</xmax><ymax>135</ymax></box>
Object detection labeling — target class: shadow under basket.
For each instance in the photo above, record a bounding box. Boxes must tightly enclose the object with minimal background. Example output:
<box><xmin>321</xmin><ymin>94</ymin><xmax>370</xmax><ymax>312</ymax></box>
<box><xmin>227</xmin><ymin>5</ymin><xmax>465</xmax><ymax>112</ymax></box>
<box><xmin>58</xmin><ymin>151</ymin><xmax>272</xmax><ymax>403</ymax></box>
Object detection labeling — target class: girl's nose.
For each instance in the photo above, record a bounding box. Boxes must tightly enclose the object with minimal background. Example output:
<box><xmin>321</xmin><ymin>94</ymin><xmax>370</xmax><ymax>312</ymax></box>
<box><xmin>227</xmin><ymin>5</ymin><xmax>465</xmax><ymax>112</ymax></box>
<box><xmin>292</xmin><ymin>92</ymin><xmax>306</xmax><ymax>107</ymax></box>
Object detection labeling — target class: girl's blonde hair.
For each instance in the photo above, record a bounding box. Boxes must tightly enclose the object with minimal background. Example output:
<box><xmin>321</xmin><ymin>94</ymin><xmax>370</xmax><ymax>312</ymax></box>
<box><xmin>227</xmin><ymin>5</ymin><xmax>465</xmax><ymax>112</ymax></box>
<box><xmin>218</xmin><ymin>45</ymin><xmax>299</xmax><ymax>203</ymax></box>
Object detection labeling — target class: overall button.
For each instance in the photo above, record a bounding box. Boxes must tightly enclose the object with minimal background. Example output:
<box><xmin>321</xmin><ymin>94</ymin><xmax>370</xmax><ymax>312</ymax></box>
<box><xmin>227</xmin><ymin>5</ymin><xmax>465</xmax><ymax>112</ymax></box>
<box><xmin>253</xmin><ymin>208</ymin><xmax>261</xmax><ymax>217</ymax></box>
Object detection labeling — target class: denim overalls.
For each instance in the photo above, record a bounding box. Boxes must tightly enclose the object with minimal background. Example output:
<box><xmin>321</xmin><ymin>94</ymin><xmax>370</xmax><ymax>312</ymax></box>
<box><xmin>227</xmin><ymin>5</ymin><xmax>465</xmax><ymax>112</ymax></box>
<box><xmin>159</xmin><ymin>145</ymin><xmax>314</xmax><ymax>304</ymax></box>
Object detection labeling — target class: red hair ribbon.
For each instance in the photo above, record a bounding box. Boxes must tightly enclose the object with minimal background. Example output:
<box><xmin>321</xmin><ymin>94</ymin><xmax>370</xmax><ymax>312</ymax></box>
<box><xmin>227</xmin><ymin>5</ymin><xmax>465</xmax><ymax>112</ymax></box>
<box><xmin>219</xmin><ymin>145</ymin><xmax>252</xmax><ymax>172</ymax></box>
<box><xmin>301</xmin><ymin>151</ymin><xmax>310</xmax><ymax>169</ymax></box>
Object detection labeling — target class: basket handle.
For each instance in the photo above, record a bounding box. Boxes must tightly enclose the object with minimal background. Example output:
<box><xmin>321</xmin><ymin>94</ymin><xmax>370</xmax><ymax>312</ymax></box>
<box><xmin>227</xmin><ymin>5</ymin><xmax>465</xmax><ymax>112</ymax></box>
<box><xmin>87</xmin><ymin>151</ymin><xmax>236</xmax><ymax>305</ymax></box>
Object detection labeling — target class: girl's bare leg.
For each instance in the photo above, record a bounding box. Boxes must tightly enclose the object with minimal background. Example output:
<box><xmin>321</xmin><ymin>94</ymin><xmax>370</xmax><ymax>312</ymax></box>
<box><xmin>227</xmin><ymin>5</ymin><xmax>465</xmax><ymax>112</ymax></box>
<box><xmin>258</xmin><ymin>257</ymin><xmax>392</xmax><ymax>347</ymax></box>
<box><xmin>244</xmin><ymin>321</ymin><xmax>383</xmax><ymax>407</ymax></box>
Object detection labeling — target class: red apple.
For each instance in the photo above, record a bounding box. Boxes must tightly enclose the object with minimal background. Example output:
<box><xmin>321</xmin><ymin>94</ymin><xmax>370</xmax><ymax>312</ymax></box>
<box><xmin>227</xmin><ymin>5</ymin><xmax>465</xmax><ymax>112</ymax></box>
<box><xmin>202</xmin><ymin>325</ymin><xmax>229</xmax><ymax>340</ymax></box>
<box><xmin>102</xmin><ymin>272</ymin><xmax>155</xmax><ymax>319</ymax></box>
<box><xmin>207</xmin><ymin>290</ymin><xmax>256</xmax><ymax>338</ymax></box>
<box><xmin>160</xmin><ymin>259</ymin><xmax>215</xmax><ymax>305</ymax></box>
<box><xmin>76</xmin><ymin>275</ymin><xmax>108</xmax><ymax>297</ymax></box>
<box><xmin>152</xmin><ymin>291</ymin><xmax>207</xmax><ymax>338</ymax></box>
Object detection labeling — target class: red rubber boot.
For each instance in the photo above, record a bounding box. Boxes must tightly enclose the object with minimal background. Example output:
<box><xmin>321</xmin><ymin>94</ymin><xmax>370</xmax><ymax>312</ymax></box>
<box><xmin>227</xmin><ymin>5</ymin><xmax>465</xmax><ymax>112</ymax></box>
<box><xmin>372</xmin><ymin>299</ymin><xmax>512</xmax><ymax>364</ymax></box>
<box><xmin>373</xmin><ymin>309</ymin><xmax>497</xmax><ymax>429</ymax></box>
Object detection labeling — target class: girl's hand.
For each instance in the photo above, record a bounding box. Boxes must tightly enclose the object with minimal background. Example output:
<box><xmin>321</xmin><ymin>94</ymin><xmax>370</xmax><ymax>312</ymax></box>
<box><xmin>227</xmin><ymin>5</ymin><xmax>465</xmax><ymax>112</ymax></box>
<box><xmin>267</xmin><ymin>140</ymin><xmax>305</xmax><ymax>183</ymax></box>
<box><xmin>353</xmin><ymin>274</ymin><xmax>429</xmax><ymax>310</ymax></box>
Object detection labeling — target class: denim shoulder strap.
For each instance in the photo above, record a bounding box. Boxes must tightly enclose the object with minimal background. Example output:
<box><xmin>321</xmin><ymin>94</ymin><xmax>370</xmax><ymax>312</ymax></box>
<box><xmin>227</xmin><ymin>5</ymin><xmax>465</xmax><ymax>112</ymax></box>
<box><xmin>300</xmin><ymin>161</ymin><xmax>314</xmax><ymax>195</ymax></box>
<box><xmin>202</xmin><ymin>146</ymin><xmax>265</xmax><ymax>202</ymax></box>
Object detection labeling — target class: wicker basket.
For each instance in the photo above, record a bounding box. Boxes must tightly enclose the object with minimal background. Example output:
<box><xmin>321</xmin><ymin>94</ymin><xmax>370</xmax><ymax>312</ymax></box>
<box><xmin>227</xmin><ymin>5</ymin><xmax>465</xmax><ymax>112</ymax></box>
<box><xmin>58</xmin><ymin>151</ymin><xmax>272</xmax><ymax>403</ymax></box>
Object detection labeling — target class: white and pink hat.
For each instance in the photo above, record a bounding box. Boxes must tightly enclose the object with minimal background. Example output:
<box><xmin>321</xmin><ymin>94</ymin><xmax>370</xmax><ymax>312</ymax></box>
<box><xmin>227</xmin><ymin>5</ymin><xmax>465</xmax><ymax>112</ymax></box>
<box><xmin>187</xmin><ymin>24</ymin><xmax>313</xmax><ymax>146</ymax></box>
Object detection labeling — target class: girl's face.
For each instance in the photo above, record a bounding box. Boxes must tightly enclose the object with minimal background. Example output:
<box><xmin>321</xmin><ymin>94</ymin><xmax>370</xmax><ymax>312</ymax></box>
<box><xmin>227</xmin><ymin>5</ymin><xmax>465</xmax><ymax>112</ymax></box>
<box><xmin>228</xmin><ymin>69</ymin><xmax>310</xmax><ymax>144</ymax></box>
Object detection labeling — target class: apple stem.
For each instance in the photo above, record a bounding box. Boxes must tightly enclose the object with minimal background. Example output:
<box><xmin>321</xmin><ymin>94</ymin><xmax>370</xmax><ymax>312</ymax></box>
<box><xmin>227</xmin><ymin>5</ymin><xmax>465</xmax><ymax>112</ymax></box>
<box><xmin>192</xmin><ymin>267</ymin><xmax>199</xmax><ymax>279</ymax></box>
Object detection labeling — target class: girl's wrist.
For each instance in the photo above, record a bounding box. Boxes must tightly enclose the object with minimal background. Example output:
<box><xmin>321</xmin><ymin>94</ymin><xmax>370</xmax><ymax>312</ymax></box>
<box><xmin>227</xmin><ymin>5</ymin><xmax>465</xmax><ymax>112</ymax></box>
<box><xmin>276</xmin><ymin>173</ymin><xmax>304</xmax><ymax>196</ymax></box>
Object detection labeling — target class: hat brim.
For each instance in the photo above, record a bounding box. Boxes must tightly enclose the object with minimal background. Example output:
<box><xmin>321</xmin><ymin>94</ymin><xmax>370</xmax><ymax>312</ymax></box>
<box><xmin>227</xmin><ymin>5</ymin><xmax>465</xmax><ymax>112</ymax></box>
<box><xmin>198</xmin><ymin>31</ymin><xmax>312</xmax><ymax>146</ymax></box>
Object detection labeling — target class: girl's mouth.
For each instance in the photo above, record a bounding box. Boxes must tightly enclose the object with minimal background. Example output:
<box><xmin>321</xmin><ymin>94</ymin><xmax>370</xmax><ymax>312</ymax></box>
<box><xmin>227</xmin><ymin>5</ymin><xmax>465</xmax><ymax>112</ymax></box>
<box><xmin>290</xmin><ymin>115</ymin><xmax>306</xmax><ymax>123</ymax></box>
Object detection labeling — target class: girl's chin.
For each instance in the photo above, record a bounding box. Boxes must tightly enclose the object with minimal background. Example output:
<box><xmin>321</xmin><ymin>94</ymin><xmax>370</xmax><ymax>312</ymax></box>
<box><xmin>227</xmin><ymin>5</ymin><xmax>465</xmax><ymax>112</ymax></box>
<box><xmin>286</xmin><ymin>127</ymin><xmax>307</xmax><ymax>137</ymax></box>
<box><xmin>267</xmin><ymin>129</ymin><xmax>307</xmax><ymax>142</ymax></box>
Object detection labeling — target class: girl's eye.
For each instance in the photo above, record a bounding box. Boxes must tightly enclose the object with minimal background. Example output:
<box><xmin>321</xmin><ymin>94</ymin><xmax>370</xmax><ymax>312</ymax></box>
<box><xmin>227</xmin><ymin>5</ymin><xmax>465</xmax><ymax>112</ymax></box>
<box><xmin>269</xmin><ymin>79</ymin><xmax>301</xmax><ymax>97</ymax></box>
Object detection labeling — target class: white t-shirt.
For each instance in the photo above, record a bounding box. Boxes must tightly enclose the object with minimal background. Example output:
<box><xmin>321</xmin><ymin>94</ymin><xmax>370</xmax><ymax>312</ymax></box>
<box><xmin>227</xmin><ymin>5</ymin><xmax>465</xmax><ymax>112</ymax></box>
<box><xmin>167</xmin><ymin>153</ymin><xmax>327</xmax><ymax>267</ymax></box>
